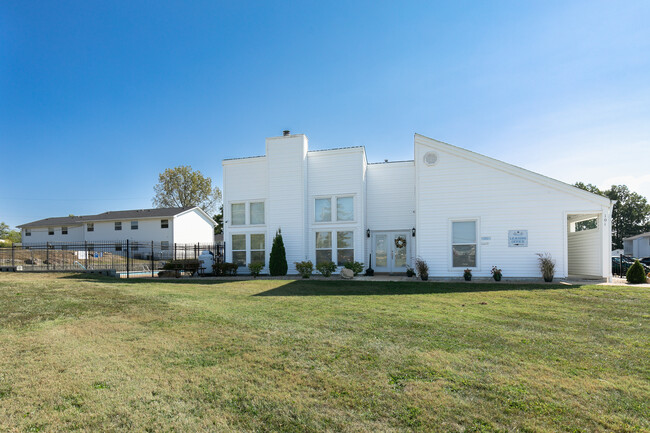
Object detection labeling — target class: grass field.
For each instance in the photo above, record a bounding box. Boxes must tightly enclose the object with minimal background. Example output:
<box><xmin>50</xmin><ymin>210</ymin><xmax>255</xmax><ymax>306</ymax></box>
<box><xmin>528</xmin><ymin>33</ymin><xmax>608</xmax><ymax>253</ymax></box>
<box><xmin>0</xmin><ymin>273</ymin><xmax>648</xmax><ymax>432</ymax></box>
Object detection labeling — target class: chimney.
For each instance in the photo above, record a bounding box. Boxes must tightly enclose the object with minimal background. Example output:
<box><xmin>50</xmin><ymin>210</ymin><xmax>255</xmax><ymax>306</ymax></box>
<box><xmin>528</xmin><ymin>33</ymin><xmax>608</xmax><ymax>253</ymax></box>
<box><xmin>283</xmin><ymin>130</ymin><xmax>290</xmax><ymax>136</ymax></box>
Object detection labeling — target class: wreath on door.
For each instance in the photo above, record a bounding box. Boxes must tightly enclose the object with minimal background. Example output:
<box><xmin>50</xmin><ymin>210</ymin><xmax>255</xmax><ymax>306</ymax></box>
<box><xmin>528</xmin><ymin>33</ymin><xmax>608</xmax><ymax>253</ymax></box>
<box><xmin>394</xmin><ymin>236</ymin><xmax>407</xmax><ymax>249</ymax></box>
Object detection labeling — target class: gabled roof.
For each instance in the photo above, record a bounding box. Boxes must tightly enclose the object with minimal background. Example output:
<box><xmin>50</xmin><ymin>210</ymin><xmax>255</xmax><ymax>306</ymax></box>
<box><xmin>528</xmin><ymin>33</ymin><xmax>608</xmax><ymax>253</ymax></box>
<box><xmin>623</xmin><ymin>232</ymin><xmax>650</xmax><ymax>241</ymax></box>
<box><xmin>18</xmin><ymin>207</ymin><xmax>195</xmax><ymax>228</ymax></box>
<box><xmin>415</xmin><ymin>133</ymin><xmax>613</xmax><ymax>208</ymax></box>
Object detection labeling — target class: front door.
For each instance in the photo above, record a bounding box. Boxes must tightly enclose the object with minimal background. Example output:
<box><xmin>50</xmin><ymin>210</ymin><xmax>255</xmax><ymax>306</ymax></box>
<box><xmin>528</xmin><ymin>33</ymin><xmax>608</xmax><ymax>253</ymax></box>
<box><xmin>372</xmin><ymin>231</ymin><xmax>410</xmax><ymax>273</ymax></box>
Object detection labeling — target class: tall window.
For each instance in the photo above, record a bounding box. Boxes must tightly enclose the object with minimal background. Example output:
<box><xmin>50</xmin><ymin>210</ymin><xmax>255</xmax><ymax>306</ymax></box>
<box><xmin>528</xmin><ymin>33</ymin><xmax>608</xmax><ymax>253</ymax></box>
<box><xmin>161</xmin><ymin>241</ymin><xmax>169</xmax><ymax>251</ymax></box>
<box><xmin>131</xmin><ymin>221</ymin><xmax>138</xmax><ymax>230</ymax></box>
<box><xmin>337</xmin><ymin>197</ymin><xmax>354</xmax><ymax>221</ymax></box>
<box><xmin>48</xmin><ymin>227</ymin><xmax>54</xmax><ymax>236</ymax></box>
<box><xmin>62</xmin><ymin>227</ymin><xmax>68</xmax><ymax>235</ymax></box>
<box><xmin>87</xmin><ymin>223</ymin><xmax>94</xmax><ymax>232</ymax></box>
<box><xmin>115</xmin><ymin>222</ymin><xmax>122</xmax><ymax>231</ymax></box>
<box><xmin>25</xmin><ymin>229</ymin><xmax>31</xmax><ymax>237</ymax></box>
<box><xmin>250</xmin><ymin>202</ymin><xmax>265</xmax><ymax>225</ymax></box>
<box><xmin>315</xmin><ymin>198</ymin><xmax>332</xmax><ymax>222</ymax></box>
<box><xmin>250</xmin><ymin>234</ymin><xmax>265</xmax><ymax>264</ymax></box>
<box><xmin>452</xmin><ymin>221</ymin><xmax>477</xmax><ymax>267</ymax></box>
<box><xmin>315</xmin><ymin>232</ymin><xmax>332</xmax><ymax>264</ymax></box>
<box><xmin>115</xmin><ymin>243</ymin><xmax>122</xmax><ymax>252</ymax></box>
<box><xmin>232</xmin><ymin>234</ymin><xmax>246</xmax><ymax>266</ymax></box>
<box><xmin>337</xmin><ymin>231</ymin><xmax>354</xmax><ymax>265</ymax></box>
<box><xmin>231</xmin><ymin>203</ymin><xmax>245</xmax><ymax>226</ymax></box>
<box><xmin>161</xmin><ymin>219</ymin><xmax>169</xmax><ymax>229</ymax></box>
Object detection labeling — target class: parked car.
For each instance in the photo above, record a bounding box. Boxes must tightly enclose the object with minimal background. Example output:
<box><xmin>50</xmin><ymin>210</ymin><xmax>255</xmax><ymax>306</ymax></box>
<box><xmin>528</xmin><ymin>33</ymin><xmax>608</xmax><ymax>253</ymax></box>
<box><xmin>640</xmin><ymin>257</ymin><xmax>650</xmax><ymax>267</ymax></box>
<box><xmin>612</xmin><ymin>256</ymin><xmax>650</xmax><ymax>276</ymax></box>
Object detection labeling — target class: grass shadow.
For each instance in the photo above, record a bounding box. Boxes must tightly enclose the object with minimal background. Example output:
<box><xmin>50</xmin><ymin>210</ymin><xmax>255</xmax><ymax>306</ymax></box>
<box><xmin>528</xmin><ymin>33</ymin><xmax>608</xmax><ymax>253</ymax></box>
<box><xmin>254</xmin><ymin>279</ymin><xmax>581</xmax><ymax>296</ymax></box>
<box><xmin>60</xmin><ymin>274</ymin><xmax>233</xmax><ymax>286</ymax></box>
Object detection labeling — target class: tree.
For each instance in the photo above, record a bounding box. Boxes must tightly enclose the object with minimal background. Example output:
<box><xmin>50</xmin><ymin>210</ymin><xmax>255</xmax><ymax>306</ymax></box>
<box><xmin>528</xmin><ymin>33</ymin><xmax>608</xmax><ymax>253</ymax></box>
<box><xmin>213</xmin><ymin>205</ymin><xmax>223</xmax><ymax>235</ymax></box>
<box><xmin>575</xmin><ymin>183</ymin><xmax>650</xmax><ymax>249</ymax></box>
<box><xmin>0</xmin><ymin>222</ymin><xmax>21</xmax><ymax>244</ymax></box>
<box><xmin>153</xmin><ymin>166</ymin><xmax>222</xmax><ymax>214</ymax></box>
<box><xmin>269</xmin><ymin>229</ymin><xmax>288</xmax><ymax>276</ymax></box>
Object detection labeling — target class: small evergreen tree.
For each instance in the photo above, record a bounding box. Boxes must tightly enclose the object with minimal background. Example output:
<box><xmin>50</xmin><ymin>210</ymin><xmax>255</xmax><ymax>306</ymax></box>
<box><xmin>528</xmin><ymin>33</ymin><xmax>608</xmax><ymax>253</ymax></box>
<box><xmin>626</xmin><ymin>260</ymin><xmax>648</xmax><ymax>284</ymax></box>
<box><xmin>269</xmin><ymin>229</ymin><xmax>288</xmax><ymax>276</ymax></box>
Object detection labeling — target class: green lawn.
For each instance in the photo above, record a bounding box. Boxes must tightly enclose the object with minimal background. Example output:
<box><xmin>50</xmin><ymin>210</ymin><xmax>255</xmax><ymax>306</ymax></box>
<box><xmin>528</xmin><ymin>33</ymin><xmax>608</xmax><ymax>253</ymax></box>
<box><xmin>0</xmin><ymin>274</ymin><xmax>648</xmax><ymax>432</ymax></box>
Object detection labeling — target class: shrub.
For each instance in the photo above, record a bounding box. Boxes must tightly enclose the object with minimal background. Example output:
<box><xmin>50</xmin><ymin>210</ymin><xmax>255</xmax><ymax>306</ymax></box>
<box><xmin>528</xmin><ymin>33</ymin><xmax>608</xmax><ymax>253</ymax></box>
<box><xmin>316</xmin><ymin>261</ymin><xmax>337</xmax><ymax>277</ymax></box>
<box><xmin>248</xmin><ymin>262</ymin><xmax>264</xmax><ymax>278</ymax></box>
<box><xmin>294</xmin><ymin>261</ymin><xmax>313</xmax><ymax>278</ymax></box>
<box><xmin>344</xmin><ymin>261</ymin><xmax>364</xmax><ymax>276</ymax></box>
<box><xmin>213</xmin><ymin>262</ymin><xmax>238</xmax><ymax>276</ymax></box>
<box><xmin>491</xmin><ymin>266</ymin><xmax>502</xmax><ymax>281</ymax></box>
<box><xmin>406</xmin><ymin>265</ymin><xmax>416</xmax><ymax>278</ymax></box>
<box><xmin>269</xmin><ymin>229</ymin><xmax>288</xmax><ymax>276</ymax></box>
<box><xmin>163</xmin><ymin>259</ymin><xmax>200</xmax><ymax>273</ymax></box>
<box><xmin>626</xmin><ymin>260</ymin><xmax>648</xmax><ymax>284</ymax></box>
<box><xmin>415</xmin><ymin>258</ymin><xmax>428</xmax><ymax>281</ymax></box>
<box><xmin>536</xmin><ymin>252</ymin><xmax>555</xmax><ymax>282</ymax></box>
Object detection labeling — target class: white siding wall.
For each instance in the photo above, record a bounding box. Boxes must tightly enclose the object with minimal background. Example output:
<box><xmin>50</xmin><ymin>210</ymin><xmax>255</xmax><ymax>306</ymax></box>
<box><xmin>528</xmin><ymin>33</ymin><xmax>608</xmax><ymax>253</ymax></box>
<box><xmin>366</xmin><ymin>162</ymin><xmax>415</xmax><ymax>230</ymax></box>
<box><xmin>632</xmin><ymin>237</ymin><xmax>650</xmax><ymax>258</ymax></box>
<box><xmin>84</xmin><ymin>219</ymin><xmax>173</xmax><ymax>244</ymax></box>
<box><xmin>22</xmin><ymin>225</ymin><xmax>84</xmax><ymax>243</ymax></box>
<box><xmin>568</xmin><ymin>227</ymin><xmax>602</xmax><ymax>277</ymax></box>
<box><xmin>172</xmin><ymin>210</ymin><xmax>216</xmax><ymax>245</ymax></box>
<box><xmin>266</xmin><ymin>135</ymin><xmax>307</xmax><ymax>273</ymax></box>
<box><xmin>414</xmin><ymin>136</ymin><xmax>610</xmax><ymax>278</ymax></box>
<box><xmin>307</xmin><ymin>149</ymin><xmax>366</xmax><ymax>267</ymax></box>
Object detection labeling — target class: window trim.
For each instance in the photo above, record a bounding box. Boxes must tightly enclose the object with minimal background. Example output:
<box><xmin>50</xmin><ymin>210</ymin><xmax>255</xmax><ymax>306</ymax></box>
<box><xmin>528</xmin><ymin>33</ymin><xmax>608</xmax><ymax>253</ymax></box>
<box><xmin>161</xmin><ymin>241</ymin><xmax>169</xmax><ymax>251</ymax></box>
<box><xmin>87</xmin><ymin>223</ymin><xmax>94</xmax><ymax>232</ymax></box>
<box><xmin>115</xmin><ymin>221</ymin><xmax>122</xmax><ymax>231</ymax></box>
<box><xmin>336</xmin><ymin>230</ymin><xmax>354</xmax><ymax>266</ymax></box>
<box><xmin>231</xmin><ymin>234</ymin><xmax>247</xmax><ymax>267</ymax></box>
<box><xmin>313</xmin><ymin>195</ymin><xmax>356</xmax><ymax>224</ymax></box>
<box><xmin>48</xmin><ymin>227</ymin><xmax>54</xmax><ymax>236</ymax></box>
<box><xmin>449</xmin><ymin>218</ymin><xmax>479</xmax><ymax>270</ymax></box>
<box><xmin>131</xmin><ymin>221</ymin><xmax>138</xmax><ymax>230</ymax></box>
<box><xmin>249</xmin><ymin>233</ymin><xmax>266</xmax><ymax>265</ymax></box>
<box><xmin>314</xmin><ymin>230</ymin><xmax>355</xmax><ymax>267</ymax></box>
<box><xmin>230</xmin><ymin>202</ymin><xmax>247</xmax><ymax>226</ymax></box>
<box><xmin>249</xmin><ymin>202</ymin><xmax>265</xmax><ymax>226</ymax></box>
<box><xmin>25</xmin><ymin>229</ymin><xmax>31</xmax><ymax>237</ymax></box>
<box><xmin>229</xmin><ymin>200</ymin><xmax>266</xmax><ymax>226</ymax></box>
<box><xmin>161</xmin><ymin>219</ymin><xmax>169</xmax><ymax>229</ymax></box>
<box><xmin>315</xmin><ymin>231</ymin><xmax>333</xmax><ymax>265</ymax></box>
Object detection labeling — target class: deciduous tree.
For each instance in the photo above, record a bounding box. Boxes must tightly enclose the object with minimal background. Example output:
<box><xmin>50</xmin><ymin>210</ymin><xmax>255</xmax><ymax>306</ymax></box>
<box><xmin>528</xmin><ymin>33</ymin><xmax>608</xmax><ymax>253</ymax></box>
<box><xmin>153</xmin><ymin>166</ymin><xmax>222</xmax><ymax>214</ymax></box>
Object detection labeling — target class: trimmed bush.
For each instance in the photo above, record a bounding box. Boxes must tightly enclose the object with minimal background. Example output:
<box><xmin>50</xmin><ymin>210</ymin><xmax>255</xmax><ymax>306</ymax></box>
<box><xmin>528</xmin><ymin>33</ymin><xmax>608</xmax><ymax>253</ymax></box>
<box><xmin>163</xmin><ymin>259</ymin><xmax>200</xmax><ymax>273</ymax></box>
<box><xmin>269</xmin><ymin>229</ymin><xmax>288</xmax><ymax>276</ymax></box>
<box><xmin>344</xmin><ymin>261</ymin><xmax>364</xmax><ymax>276</ymax></box>
<box><xmin>626</xmin><ymin>260</ymin><xmax>648</xmax><ymax>284</ymax></box>
<box><xmin>213</xmin><ymin>262</ymin><xmax>238</xmax><ymax>276</ymax></box>
<box><xmin>316</xmin><ymin>261</ymin><xmax>337</xmax><ymax>277</ymax></box>
<box><xmin>295</xmin><ymin>261</ymin><xmax>313</xmax><ymax>278</ymax></box>
<box><xmin>248</xmin><ymin>262</ymin><xmax>264</xmax><ymax>278</ymax></box>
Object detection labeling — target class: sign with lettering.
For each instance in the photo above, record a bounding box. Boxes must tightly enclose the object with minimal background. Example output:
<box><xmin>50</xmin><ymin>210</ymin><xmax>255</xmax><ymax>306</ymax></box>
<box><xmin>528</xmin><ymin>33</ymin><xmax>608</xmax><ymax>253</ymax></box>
<box><xmin>508</xmin><ymin>230</ymin><xmax>528</xmax><ymax>247</ymax></box>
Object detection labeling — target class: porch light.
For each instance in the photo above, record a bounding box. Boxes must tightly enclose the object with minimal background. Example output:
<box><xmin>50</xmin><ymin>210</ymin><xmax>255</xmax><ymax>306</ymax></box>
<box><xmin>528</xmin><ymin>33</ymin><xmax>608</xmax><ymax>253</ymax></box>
<box><xmin>366</xmin><ymin>229</ymin><xmax>370</xmax><ymax>238</ymax></box>
<box><xmin>412</xmin><ymin>227</ymin><xmax>416</xmax><ymax>237</ymax></box>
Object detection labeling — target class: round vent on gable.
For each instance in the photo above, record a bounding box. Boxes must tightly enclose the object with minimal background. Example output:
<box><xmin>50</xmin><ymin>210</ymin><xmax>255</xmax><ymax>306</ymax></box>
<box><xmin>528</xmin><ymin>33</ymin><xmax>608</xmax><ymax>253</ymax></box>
<box><xmin>423</xmin><ymin>151</ymin><xmax>438</xmax><ymax>166</ymax></box>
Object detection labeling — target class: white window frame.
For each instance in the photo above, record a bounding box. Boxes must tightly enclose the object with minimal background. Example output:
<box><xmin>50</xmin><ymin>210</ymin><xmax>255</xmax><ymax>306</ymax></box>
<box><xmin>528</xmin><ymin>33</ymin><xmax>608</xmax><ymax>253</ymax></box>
<box><xmin>249</xmin><ymin>202</ymin><xmax>265</xmax><ymax>226</ymax></box>
<box><xmin>161</xmin><ymin>241</ymin><xmax>169</xmax><ymax>251</ymax></box>
<box><xmin>249</xmin><ymin>233</ymin><xmax>266</xmax><ymax>265</ymax></box>
<box><xmin>115</xmin><ymin>222</ymin><xmax>122</xmax><ymax>231</ymax></box>
<box><xmin>313</xmin><ymin>195</ymin><xmax>355</xmax><ymax>224</ymax></box>
<box><xmin>336</xmin><ymin>230</ymin><xmax>354</xmax><ymax>266</ymax></box>
<box><xmin>87</xmin><ymin>223</ymin><xmax>94</xmax><ymax>232</ymax></box>
<box><xmin>230</xmin><ymin>202</ymin><xmax>247</xmax><ymax>226</ymax></box>
<box><xmin>314</xmin><ymin>230</ymin><xmax>355</xmax><ymax>266</ymax></box>
<box><xmin>229</xmin><ymin>200</ymin><xmax>266</xmax><ymax>226</ymax></box>
<box><xmin>25</xmin><ymin>229</ymin><xmax>31</xmax><ymax>237</ymax></box>
<box><xmin>48</xmin><ymin>227</ymin><xmax>54</xmax><ymax>236</ymax></box>
<box><xmin>315</xmin><ymin>231</ymin><xmax>333</xmax><ymax>265</ymax></box>
<box><xmin>449</xmin><ymin>218</ymin><xmax>479</xmax><ymax>270</ymax></box>
<box><xmin>131</xmin><ymin>221</ymin><xmax>138</xmax><ymax>230</ymax></box>
<box><xmin>62</xmin><ymin>227</ymin><xmax>68</xmax><ymax>235</ymax></box>
<box><xmin>161</xmin><ymin>219</ymin><xmax>169</xmax><ymax>229</ymax></box>
<box><xmin>231</xmin><ymin>234</ymin><xmax>247</xmax><ymax>267</ymax></box>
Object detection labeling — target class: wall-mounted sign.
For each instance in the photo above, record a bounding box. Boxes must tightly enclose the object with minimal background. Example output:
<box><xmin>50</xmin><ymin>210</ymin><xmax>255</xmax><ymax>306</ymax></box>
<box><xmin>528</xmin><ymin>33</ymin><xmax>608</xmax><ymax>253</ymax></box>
<box><xmin>508</xmin><ymin>230</ymin><xmax>528</xmax><ymax>247</ymax></box>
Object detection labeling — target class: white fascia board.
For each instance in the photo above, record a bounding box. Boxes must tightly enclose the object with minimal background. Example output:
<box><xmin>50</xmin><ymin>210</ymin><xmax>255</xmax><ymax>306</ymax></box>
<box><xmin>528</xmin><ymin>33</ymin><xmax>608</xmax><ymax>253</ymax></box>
<box><xmin>222</xmin><ymin>155</ymin><xmax>266</xmax><ymax>166</ymax></box>
<box><xmin>415</xmin><ymin>133</ymin><xmax>613</xmax><ymax>208</ymax></box>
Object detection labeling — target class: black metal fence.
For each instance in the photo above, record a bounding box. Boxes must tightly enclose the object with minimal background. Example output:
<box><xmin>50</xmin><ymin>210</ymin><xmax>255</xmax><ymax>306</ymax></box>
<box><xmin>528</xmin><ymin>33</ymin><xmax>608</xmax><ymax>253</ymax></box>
<box><xmin>0</xmin><ymin>241</ymin><xmax>224</xmax><ymax>276</ymax></box>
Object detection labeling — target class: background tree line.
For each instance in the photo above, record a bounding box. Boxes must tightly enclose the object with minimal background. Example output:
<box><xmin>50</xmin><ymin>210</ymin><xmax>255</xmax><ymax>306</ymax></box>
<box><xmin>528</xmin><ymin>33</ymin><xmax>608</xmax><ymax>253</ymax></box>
<box><xmin>575</xmin><ymin>182</ymin><xmax>650</xmax><ymax>250</ymax></box>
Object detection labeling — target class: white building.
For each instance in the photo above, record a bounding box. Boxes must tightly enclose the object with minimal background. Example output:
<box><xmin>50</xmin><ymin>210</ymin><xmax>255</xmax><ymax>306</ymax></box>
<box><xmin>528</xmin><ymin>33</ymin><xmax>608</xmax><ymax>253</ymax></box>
<box><xmin>222</xmin><ymin>132</ymin><xmax>614</xmax><ymax>279</ymax></box>
<box><xmin>623</xmin><ymin>233</ymin><xmax>650</xmax><ymax>258</ymax></box>
<box><xmin>17</xmin><ymin>207</ymin><xmax>216</xmax><ymax>251</ymax></box>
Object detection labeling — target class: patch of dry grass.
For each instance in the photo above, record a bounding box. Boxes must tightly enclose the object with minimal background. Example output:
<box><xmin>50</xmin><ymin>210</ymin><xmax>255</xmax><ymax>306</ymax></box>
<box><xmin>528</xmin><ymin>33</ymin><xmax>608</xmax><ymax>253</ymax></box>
<box><xmin>0</xmin><ymin>273</ymin><xmax>648</xmax><ymax>432</ymax></box>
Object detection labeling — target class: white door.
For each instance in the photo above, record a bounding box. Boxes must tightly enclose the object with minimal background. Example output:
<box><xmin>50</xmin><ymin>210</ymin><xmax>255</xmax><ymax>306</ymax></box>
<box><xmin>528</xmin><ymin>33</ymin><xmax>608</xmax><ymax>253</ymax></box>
<box><xmin>373</xmin><ymin>231</ymin><xmax>410</xmax><ymax>273</ymax></box>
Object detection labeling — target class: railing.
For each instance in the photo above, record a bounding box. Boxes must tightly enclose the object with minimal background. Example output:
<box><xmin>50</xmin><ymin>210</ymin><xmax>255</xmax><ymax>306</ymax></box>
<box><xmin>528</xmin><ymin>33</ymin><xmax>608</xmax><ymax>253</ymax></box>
<box><xmin>0</xmin><ymin>241</ymin><xmax>224</xmax><ymax>277</ymax></box>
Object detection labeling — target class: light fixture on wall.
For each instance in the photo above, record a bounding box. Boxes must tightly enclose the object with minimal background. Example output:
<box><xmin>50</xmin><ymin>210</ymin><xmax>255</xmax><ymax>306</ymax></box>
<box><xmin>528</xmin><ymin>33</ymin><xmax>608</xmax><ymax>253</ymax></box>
<box><xmin>366</xmin><ymin>229</ymin><xmax>370</xmax><ymax>238</ymax></box>
<box><xmin>412</xmin><ymin>227</ymin><xmax>416</xmax><ymax>237</ymax></box>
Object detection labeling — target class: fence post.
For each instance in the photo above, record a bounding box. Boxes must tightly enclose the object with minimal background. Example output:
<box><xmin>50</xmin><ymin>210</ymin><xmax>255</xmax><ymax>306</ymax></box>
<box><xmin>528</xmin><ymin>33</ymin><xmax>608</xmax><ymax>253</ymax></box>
<box><xmin>85</xmin><ymin>241</ymin><xmax>88</xmax><ymax>270</ymax></box>
<box><xmin>174</xmin><ymin>243</ymin><xmax>177</xmax><ymax>261</ymax></box>
<box><xmin>11</xmin><ymin>243</ymin><xmax>15</xmax><ymax>268</ymax></box>
<box><xmin>151</xmin><ymin>241</ymin><xmax>154</xmax><ymax>278</ymax></box>
<box><xmin>46</xmin><ymin>242</ymin><xmax>50</xmax><ymax>271</ymax></box>
<box><xmin>126</xmin><ymin>239</ymin><xmax>130</xmax><ymax>278</ymax></box>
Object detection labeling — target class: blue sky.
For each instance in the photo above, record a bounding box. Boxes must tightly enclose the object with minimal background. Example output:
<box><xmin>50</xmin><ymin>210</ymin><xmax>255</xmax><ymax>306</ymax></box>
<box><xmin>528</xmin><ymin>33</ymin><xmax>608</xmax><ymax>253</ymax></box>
<box><xmin>1</xmin><ymin>1</ymin><xmax>649</xmax><ymax>228</ymax></box>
